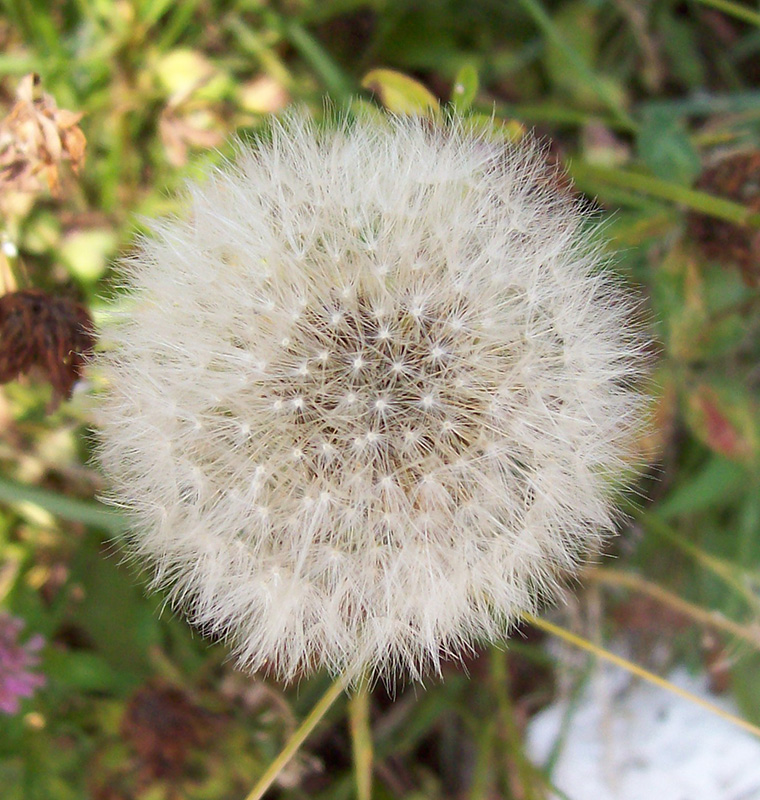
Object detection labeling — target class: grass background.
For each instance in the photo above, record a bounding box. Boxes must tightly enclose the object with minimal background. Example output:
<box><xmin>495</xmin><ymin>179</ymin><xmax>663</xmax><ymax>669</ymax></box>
<box><xmin>1</xmin><ymin>0</ymin><xmax>760</xmax><ymax>797</ymax></box>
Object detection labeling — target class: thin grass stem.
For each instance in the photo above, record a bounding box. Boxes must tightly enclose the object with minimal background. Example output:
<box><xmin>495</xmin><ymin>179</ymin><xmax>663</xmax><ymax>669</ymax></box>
<box><xmin>587</xmin><ymin>567</ymin><xmax>760</xmax><ymax>649</ymax></box>
<box><xmin>0</xmin><ymin>477</ymin><xmax>127</xmax><ymax>534</ymax></box>
<box><xmin>523</xmin><ymin>613</ymin><xmax>760</xmax><ymax>739</ymax></box>
<box><xmin>643</xmin><ymin>514</ymin><xmax>760</xmax><ymax>614</ymax></box>
<box><xmin>489</xmin><ymin>648</ymin><xmax>544</xmax><ymax>800</ymax></box>
<box><xmin>276</xmin><ymin>15</ymin><xmax>354</xmax><ymax>101</ymax></box>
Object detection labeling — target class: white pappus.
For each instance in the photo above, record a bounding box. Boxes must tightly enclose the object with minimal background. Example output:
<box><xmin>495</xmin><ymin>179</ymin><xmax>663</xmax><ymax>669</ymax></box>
<box><xmin>93</xmin><ymin>111</ymin><xmax>649</xmax><ymax>684</ymax></box>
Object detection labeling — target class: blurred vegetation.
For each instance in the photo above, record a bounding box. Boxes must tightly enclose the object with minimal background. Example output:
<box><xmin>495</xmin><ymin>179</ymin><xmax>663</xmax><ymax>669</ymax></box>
<box><xmin>1</xmin><ymin>0</ymin><xmax>760</xmax><ymax>798</ymax></box>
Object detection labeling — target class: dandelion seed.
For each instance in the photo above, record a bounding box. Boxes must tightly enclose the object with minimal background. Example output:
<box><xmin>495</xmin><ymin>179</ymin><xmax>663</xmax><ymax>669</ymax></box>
<box><xmin>94</xmin><ymin>111</ymin><xmax>648</xmax><ymax>684</ymax></box>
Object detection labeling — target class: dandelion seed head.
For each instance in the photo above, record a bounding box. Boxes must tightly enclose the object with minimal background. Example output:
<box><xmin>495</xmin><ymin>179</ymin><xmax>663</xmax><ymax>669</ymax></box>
<box><xmin>94</xmin><ymin>112</ymin><xmax>648</xmax><ymax>683</ymax></box>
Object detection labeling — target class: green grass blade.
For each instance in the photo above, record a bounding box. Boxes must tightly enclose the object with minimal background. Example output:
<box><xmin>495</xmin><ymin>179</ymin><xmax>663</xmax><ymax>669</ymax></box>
<box><xmin>513</xmin><ymin>0</ymin><xmax>636</xmax><ymax>129</ymax></box>
<box><xmin>694</xmin><ymin>0</ymin><xmax>760</xmax><ymax>27</ymax></box>
<box><xmin>570</xmin><ymin>162</ymin><xmax>760</xmax><ymax>226</ymax></box>
<box><xmin>279</xmin><ymin>17</ymin><xmax>355</xmax><ymax>101</ymax></box>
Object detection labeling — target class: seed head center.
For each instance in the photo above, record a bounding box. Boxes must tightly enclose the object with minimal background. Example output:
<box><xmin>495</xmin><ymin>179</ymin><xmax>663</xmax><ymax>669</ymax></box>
<box><xmin>265</xmin><ymin>294</ymin><xmax>489</xmax><ymax>486</ymax></box>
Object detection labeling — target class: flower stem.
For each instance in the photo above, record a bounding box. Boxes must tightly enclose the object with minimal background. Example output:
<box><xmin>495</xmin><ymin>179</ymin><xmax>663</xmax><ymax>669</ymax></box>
<box><xmin>349</xmin><ymin>675</ymin><xmax>374</xmax><ymax>800</ymax></box>
<box><xmin>243</xmin><ymin>674</ymin><xmax>348</xmax><ymax>800</ymax></box>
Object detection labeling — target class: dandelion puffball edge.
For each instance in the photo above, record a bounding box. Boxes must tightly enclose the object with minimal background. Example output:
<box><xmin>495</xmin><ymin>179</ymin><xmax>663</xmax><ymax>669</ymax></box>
<box><xmin>93</xmin><ymin>111</ymin><xmax>649</xmax><ymax>684</ymax></box>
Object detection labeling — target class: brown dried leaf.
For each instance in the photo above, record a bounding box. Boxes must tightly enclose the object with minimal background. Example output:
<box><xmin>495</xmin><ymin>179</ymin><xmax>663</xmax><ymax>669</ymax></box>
<box><xmin>62</xmin><ymin>125</ymin><xmax>87</xmax><ymax>172</ymax></box>
<box><xmin>0</xmin><ymin>72</ymin><xmax>86</xmax><ymax>206</ymax></box>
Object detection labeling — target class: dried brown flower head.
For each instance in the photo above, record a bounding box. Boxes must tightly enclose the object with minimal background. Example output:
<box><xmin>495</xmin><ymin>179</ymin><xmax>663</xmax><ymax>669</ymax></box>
<box><xmin>0</xmin><ymin>289</ymin><xmax>94</xmax><ymax>401</ymax></box>
<box><xmin>0</xmin><ymin>73</ymin><xmax>86</xmax><ymax>207</ymax></box>
<box><xmin>688</xmin><ymin>151</ymin><xmax>760</xmax><ymax>287</ymax></box>
<box><xmin>121</xmin><ymin>683</ymin><xmax>210</xmax><ymax>782</ymax></box>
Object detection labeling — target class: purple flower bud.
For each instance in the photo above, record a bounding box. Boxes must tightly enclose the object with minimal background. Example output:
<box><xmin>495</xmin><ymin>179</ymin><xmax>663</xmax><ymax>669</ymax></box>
<box><xmin>0</xmin><ymin>613</ymin><xmax>45</xmax><ymax>714</ymax></box>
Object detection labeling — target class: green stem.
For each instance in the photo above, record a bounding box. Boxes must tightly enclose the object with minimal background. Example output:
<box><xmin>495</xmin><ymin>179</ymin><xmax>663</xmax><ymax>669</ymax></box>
<box><xmin>349</xmin><ymin>676</ymin><xmax>374</xmax><ymax>800</ymax></box>
<box><xmin>226</xmin><ymin>16</ymin><xmax>297</xmax><ymax>93</ymax></box>
<box><xmin>500</xmin><ymin>102</ymin><xmax>635</xmax><ymax>132</ymax></box>
<box><xmin>569</xmin><ymin>162</ymin><xmax>760</xmax><ymax>227</ymax></box>
<box><xmin>244</xmin><ymin>675</ymin><xmax>348</xmax><ymax>800</ymax></box>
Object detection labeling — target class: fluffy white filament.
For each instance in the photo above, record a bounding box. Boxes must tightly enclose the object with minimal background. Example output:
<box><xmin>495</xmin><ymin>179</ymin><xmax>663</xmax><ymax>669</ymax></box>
<box><xmin>94</xmin><ymin>112</ymin><xmax>647</xmax><ymax>683</ymax></box>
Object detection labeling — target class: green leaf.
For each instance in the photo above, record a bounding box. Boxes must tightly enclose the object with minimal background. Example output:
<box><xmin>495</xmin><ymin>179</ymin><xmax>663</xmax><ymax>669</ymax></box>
<box><xmin>531</xmin><ymin>0</ymin><xmax>630</xmax><ymax>125</ymax></box>
<box><xmin>375</xmin><ymin>673</ymin><xmax>469</xmax><ymax>757</ymax></box>
<box><xmin>650</xmin><ymin>241</ymin><xmax>706</xmax><ymax>362</ymax></box>
<box><xmin>46</xmin><ymin>649</ymin><xmax>123</xmax><ymax>693</ymax></box>
<box><xmin>137</xmin><ymin>0</ymin><xmax>177</xmax><ymax>28</ymax></box>
<box><xmin>362</xmin><ymin>69</ymin><xmax>440</xmax><ymax>116</ymax></box>
<box><xmin>451</xmin><ymin>63</ymin><xmax>479</xmax><ymax>112</ymax></box>
<box><xmin>68</xmin><ymin>545</ymin><xmax>160</xmax><ymax>679</ymax></box>
<box><xmin>347</xmin><ymin>97</ymin><xmax>388</xmax><ymax>126</ymax></box>
<box><xmin>650</xmin><ymin>242</ymin><xmax>752</xmax><ymax>362</ymax></box>
<box><xmin>59</xmin><ymin>229</ymin><xmax>117</xmax><ymax>284</ymax></box>
<box><xmin>543</xmin><ymin>0</ymin><xmax>598</xmax><ymax>94</ymax></box>
<box><xmin>154</xmin><ymin>48</ymin><xmax>232</xmax><ymax>101</ymax></box>
<box><xmin>638</xmin><ymin>111</ymin><xmax>701</xmax><ymax>186</ymax></box>
<box><xmin>694</xmin><ymin>0</ymin><xmax>760</xmax><ymax>27</ymax></box>
<box><xmin>568</xmin><ymin>163</ymin><xmax>760</xmax><ymax>226</ymax></box>
<box><xmin>467</xmin><ymin>113</ymin><xmax>526</xmax><ymax>142</ymax></box>
<box><xmin>656</xmin><ymin>456</ymin><xmax>747</xmax><ymax>519</ymax></box>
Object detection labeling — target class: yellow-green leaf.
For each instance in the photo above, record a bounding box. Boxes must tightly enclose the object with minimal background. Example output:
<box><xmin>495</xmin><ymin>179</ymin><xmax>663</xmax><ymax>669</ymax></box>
<box><xmin>361</xmin><ymin>69</ymin><xmax>440</xmax><ymax>116</ymax></box>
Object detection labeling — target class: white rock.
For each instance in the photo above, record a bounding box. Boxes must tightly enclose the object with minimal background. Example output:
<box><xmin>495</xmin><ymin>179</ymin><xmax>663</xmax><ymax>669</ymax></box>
<box><xmin>527</xmin><ymin>667</ymin><xmax>760</xmax><ymax>800</ymax></box>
